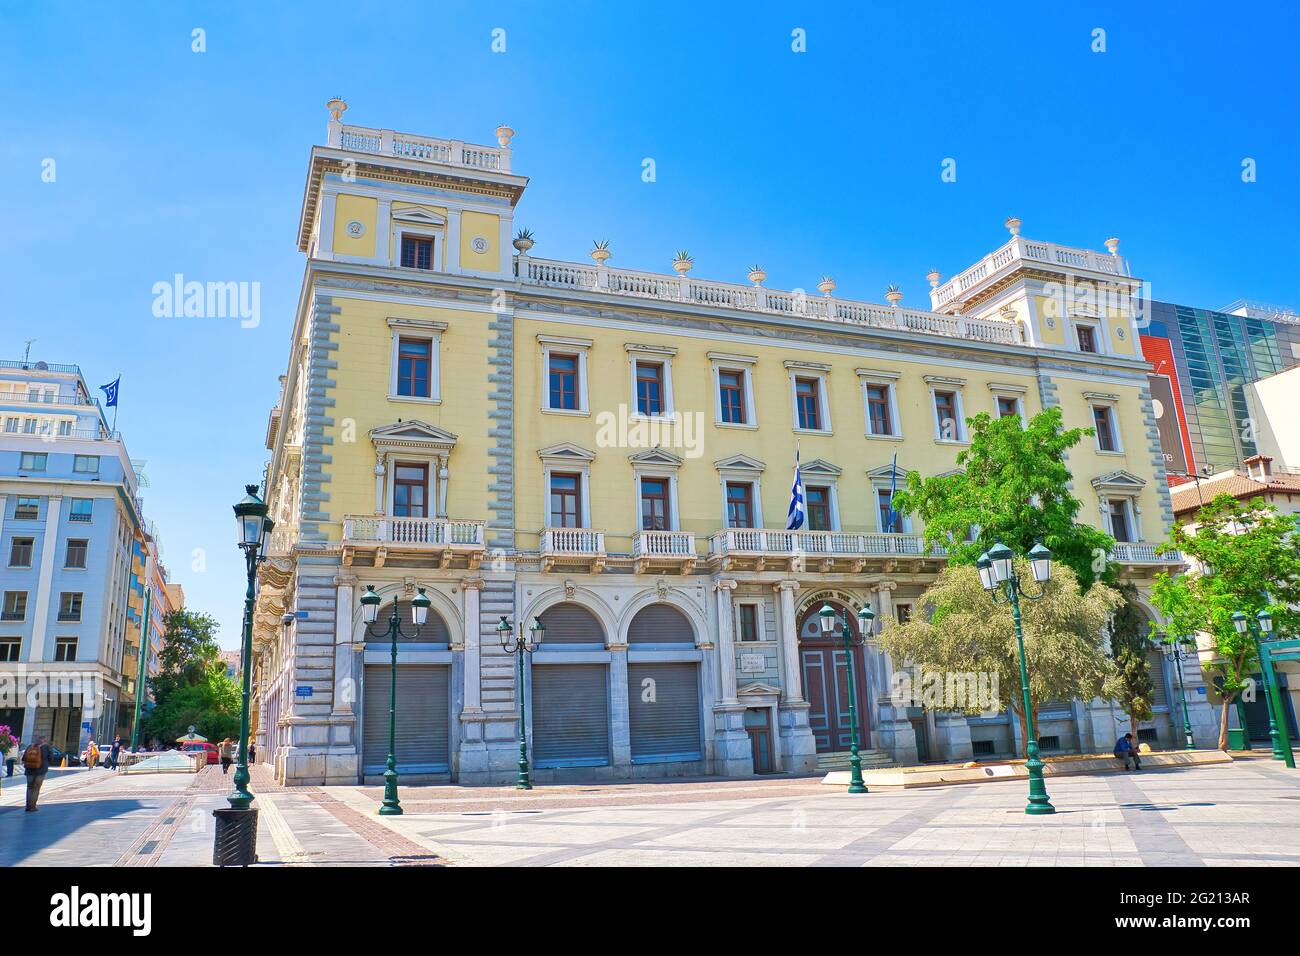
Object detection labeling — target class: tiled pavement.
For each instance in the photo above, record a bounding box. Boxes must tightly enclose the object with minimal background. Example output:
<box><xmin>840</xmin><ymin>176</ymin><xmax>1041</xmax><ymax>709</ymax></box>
<box><xmin>2</xmin><ymin>756</ymin><xmax>1298</xmax><ymax>867</ymax></box>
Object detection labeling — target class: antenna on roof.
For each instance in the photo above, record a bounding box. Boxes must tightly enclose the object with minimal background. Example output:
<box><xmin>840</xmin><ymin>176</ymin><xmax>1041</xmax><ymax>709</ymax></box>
<box><xmin>22</xmin><ymin>339</ymin><xmax>35</xmax><ymax>366</ymax></box>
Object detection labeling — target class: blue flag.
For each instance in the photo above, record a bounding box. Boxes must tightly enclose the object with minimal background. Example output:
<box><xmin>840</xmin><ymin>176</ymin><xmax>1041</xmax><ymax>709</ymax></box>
<box><xmin>100</xmin><ymin>377</ymin><xmax>120</xmax><ymax>408</ymax></box>
<box><xmin>787</xmin><ymin>452</ymin><xmax>806</xmax><ymax>530</ymax></box>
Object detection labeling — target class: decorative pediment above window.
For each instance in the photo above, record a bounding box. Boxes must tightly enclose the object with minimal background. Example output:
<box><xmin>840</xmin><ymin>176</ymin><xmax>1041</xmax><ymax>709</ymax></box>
<box><xmin>737</xmin><ymin>681</ymin><xmax>781</xmax><ymax>698</ymax></box>
<box><xmin>391</xmin><ymin>207</ymin><xmax>447</xmax><ymax>227</ymax></box>
<box><xmin>538</xmin><ymin>442</ymin><xmax>597</xmax><ymax>463</ymax></box>
<box><xmin>628</xmin><ymin>447</ymin><xmax>684</xmax><ymax>468</ymax></box>
<box><xmin>801</xmin><ymin>458</ymin><xmax>842</xmax><ymax>478</ymax></box>
<box><xmin>370</xmin><ymin>420</ymin><xmax>459</xmax><ymax>456</ymax></box>
<box><xmin>714</xmin><ymin>454</ymin><xmax>765</xmax><ymax>473</ymax></box>
<box><xmin>866</xmin><ymin>462</ymin><xmax>910</xmax><ymax>481</ymax></box>
<box><xmin>1091</xmin><ymin>470</ymin><xmax>1147</xmax><ymax>492</ymax></box>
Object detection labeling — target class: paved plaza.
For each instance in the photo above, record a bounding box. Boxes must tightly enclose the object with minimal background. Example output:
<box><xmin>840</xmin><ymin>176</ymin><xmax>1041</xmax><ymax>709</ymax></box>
<box><xmin>2</xmin><ymin>756</ymin><xmax>1298</xmax><ymax>867</ymax></box>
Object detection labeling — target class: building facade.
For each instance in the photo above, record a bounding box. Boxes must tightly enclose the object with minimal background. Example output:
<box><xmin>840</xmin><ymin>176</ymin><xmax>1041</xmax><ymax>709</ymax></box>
<box><xmin>0</xmin><ymin>360</ymin><xmax>144</xmax><ymax>753</ymax></box>
<box><xmin>117</xmin><ymin>528</ymin><xmax>180</xmax><ymax>741</ymax></box>
<box><xmin>252</xmin><ymin>103</ymin><xmax>1217</xmax><ymax>787</ymax></box>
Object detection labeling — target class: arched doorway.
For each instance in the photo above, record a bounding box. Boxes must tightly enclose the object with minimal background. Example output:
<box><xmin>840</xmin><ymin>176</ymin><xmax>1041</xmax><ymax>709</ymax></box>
<box><xmin>798</xmin><ymin>600</ymin><xmax>870</xmax><ymax>753</ymax></box>
<box><xmin>361</xmin><ymin>599</ymin><xmax>452</xmax><ymax>776</ymax></box>
<box><xmin>626</xmin><ymin>604</ymin><xmax>702</xmax><ymax>764</ymax></box>
<box><xmin>532</xmin><ymin>602</ymin><xmax>611</xmax><ymax>768</ymax></box>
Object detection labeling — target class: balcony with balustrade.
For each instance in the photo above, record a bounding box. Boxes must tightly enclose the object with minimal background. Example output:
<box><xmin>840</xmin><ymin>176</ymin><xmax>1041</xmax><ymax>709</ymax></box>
<box><xmin>341</xmin><ymin>515</ymin><xmax>487</xmax><ymax>569</ymax></box>
<box><xmin>707</xmin><ymin>529</ymin><xmax>948</xmax><ymax>574</ymax></box>
<box><xmin>540</xmin><ymin>528</ymin><xmax>607</xmax><ymax>573</ymax></box>
<box><xmin>631</xmin><ymin>530</ymin><xmax>698</xmax><ymax>574</ymax></box>
<box><xmin>1109</xmin><ymin>542</ymin><xmax>1184</xmax><ymax>576</ymax></box>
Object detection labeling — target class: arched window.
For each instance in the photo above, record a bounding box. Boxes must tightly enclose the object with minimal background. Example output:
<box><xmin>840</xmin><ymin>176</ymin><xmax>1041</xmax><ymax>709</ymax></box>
<box><xmin>627</xmin><ymin>604</ymin><xmax>694</xmax><ymax>645</ymax></box>
<box><xmin>537</xmin><ymin>602</ymin><xmax>605</xmax><ymax>645</ymax></box>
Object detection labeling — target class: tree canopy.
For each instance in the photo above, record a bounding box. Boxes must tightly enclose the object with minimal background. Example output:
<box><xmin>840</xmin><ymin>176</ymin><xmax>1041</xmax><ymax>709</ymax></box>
<box><xmin>142</xmin><ymin>609</ymin><xmax>242</xmax><ymax>745</ymax></box>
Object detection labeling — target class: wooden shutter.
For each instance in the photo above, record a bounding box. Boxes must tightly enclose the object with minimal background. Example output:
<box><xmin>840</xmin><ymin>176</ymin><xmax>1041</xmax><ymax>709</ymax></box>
<box><xmin>537</xmin><ymin>603</ymin><xmax>605</xmax><ymax>645</ymax></box>
<box><xmin>627</xmin><ymin>604</ymin><xmax>695</xmax><ymax>645</ymax></box>
<box><xmin>628</xmin><ymin>662</ymin><xmax>701</xmax><ymax>762</ymax></box>
<box><xmin>362</xmin><ymin>664</ymin><xmax>450</xmax><ymax>774</ymax></box>
<box><xmin>532</xmin><ymin>664</ymin><xmax>609</xmax><ymax>767</ymax></box>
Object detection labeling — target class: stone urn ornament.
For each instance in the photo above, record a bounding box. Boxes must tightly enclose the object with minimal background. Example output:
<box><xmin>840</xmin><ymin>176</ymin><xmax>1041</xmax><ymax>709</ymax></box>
<box><xmin>747</xmin><ymin>264</ymin><xmax>767</xmax><ymax>286</ymax></box>
<box><xmin>590</xmin><ymin>239</ymin><xmax>611</xmax><ymax>264</ymax></box>
<box><xmin>513</xmin><ymin>228</ymin><xmax>535</xmax><ymax>253</ymax></box>
<box><xmin>1004</xmin><ymin>216</ymin><xmax>1022</xmax><ymax>236</ymax></box>
<box><xmin>926</xmin><ymin>269</ymin><xmax>942</xmax><ymax>289</ymax></box>
<box><xmin>672</xmin><ymin>249</ymin><xmax>694</xmax><ymax>275</ymax></box>
<box><xmin>817</xmin><ymin>275</ymin><xmax>836</xmax><ymax>296</ymax></box>
<box><xmin>885</xmin><ymin>284</ymin><xmax>903</xmax><ymax>306</ymax></box>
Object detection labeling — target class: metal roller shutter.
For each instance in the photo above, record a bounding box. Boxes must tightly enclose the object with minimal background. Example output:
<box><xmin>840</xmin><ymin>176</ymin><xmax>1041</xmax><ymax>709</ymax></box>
<box><xmin>362</xmin><ymin>664</ymin><xmax>450</xmax><ymax>774</ymax></box>
<box><xmin>532</xmin><ymin>664</ymin><xmax>610</xmax><ymax>767</ymax></box>
<box><xmin>628</xmin><ymin>662</ymin><xmax>701</xmax><ymax>762</ymax></box>
<box><xmin>538</xmin><ymin>603</ymin><xmax>605</xmax><ymax>645</ymax></box>
<box><xmin>627</xmin><ymin>604</ymin><xmax>695</xmax><ymax>644</ymax></box>
<box><xmin>366</xmin><ymin>604</ymin><xmax>449</xmax><ymax>644</ymax></box>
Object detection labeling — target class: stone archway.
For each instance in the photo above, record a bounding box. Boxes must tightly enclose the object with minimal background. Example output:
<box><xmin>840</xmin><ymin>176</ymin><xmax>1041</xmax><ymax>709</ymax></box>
<box><xmin>797</xmin><ymin>599</ymin><xmax>870</xmax><ymax>754</ymax></box>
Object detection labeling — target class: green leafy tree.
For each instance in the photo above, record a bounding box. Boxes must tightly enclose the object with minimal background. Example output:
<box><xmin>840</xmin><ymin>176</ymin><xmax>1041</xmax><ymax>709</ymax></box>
<box><xmin>891</xmin><ymin>407</ymin><xmax>1116</xmax><ymax>590</ymax></box>
<box><xmin>143</xmin><ymin>609</ymin><xmax>241</xmax><ymax>744</ymax></box>
<box><xmin>877</xmin><ymin>561</ymin><xmax>1122</xmax><ymax>756</ymax></box>
<box><xmin>1109</xmin><ymin>583</ymin><xmax>1156</xmax><ymax>738</ymax></box>
<box><xmin>1151</xmin><ymin>494</ymin><xmax>1300</xmax><ymax>750</ymax></box>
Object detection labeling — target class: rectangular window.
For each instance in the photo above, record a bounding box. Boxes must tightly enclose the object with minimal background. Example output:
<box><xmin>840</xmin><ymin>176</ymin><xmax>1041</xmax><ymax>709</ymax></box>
<box><xmin>549</xmin><ymin>473</ymin><xmax>582</xmax><ymax>528</ymax></box>
<box><xmin>0</xmin><ymin>639</ymin><xmax>19</xmax><ymax>662</ymax></box>
<box><xmin>22</xmin><ymin>418</ymin><xmax>37</xmax><ymax>434</ymax></box>
<box><xmin>878</xmin><ymin>490</ymin><xmax>903</xmax><ymax>534</ymax></box>
<box><xmin>58</xmin><ymin>420</ymin><xmax>72</xmax><ymax>436</ymax></box>
<box><xmin>58</xmin><ymin>592</ymin><xmax>83</xmax><ymax>622</ymax></box>
<box><xmin>19</xmin><ymin>452</ymin><xmax>47</xmax><ymax>471</ymax></box>
<box><xmin>636</xmin><ymin>361</ymin><xmax>665</xmax><ymax>416</ymax></box>
<box><xmin>1077</xmin><ymin>325</ymin><xmax>1098</xmax><ymax>353</ymax></box>
<box><xmin>400</xmin><ymin>235</ymin><xmax>434</xmax><ymax>270</ymax></box>
<box><xmin>866</xmin><ymin>384</ymin><xmax>893</xmax><ymax>436</ymax></box>
<box><xmin>73</xmin><ymin>455</ymin><xmax>100</xmax><ymax>474</ymax></box>
<box><xmin>795</xmin><ymin>377</ymin><xmax>822</xmax><ymax>430</ymax></box>
<box><xmin>396</xmin><ymin>337</ymin><xmax>433</xmax><ymax>398</ymax></box>
<box><xmin>895</xmin><ymin>603</ymin><xmax>913</xmax><ymax>624</ymax></box>
<box><xmin>1093</xmin><ymin>405</ymin><xmax>1117</xmax><ymax>452</ymax></box>
<box><xmin>806</xmin><ymin>486</ymin><xmax>832</xmax><ymax>531</ymax></box>
<box><xmin>997</xmin><ymin>395</ymin><xmax>1021</xmax><ymax>419</ymax></box>
<box><xmin>1109</xmin><ymin>500</ymin><xmax>1133</xmax><ymax>543</ymax></box>
<box><xmin>14</xmin><ymin>497</ymin><xmax>39</xmax><ymax>520</ymax></box>
<box><xmin>69</xmin><ymin>499</ymin><xmax>93</xmax><ymax>522</ymax></box>
<box><xmin>934</xmin><ymin>390</ymin><xmax>960</xmax><ymax>440</ymax></box>
<box><xmin>54</xmin><ymin>637</ymin><xmax>78</xmax><ymax>662</ymax></box>
<box><xmin>719</xmin><ymin>370</ymin><xmax>746</xmax><ymax>424</ymax></box>
<box><xmin>738</xmin><ymin>604</ymin><xmax>759</xmax><ymax>642</ymax></box>
<box><xmin>640</xmin><ymin>478</ymin><xmax>670</xmax><ymax>531</ymax></box>
<box><xmin>65</xmin><ymin>539</ymin><xmax>88</xmax><ymax>569</ymax></box>
<box><xmin>8</xmin><ymin>537</ymin><xmax>33</xmax><ymax>568</ymax></box>
<box><xmin>548</xmin><ymin>354</ymin><xmax>578</xmax><ymax>410</ymax></box>
<box><xmin>3</xmin><ymin>417</ymin><xmax>17</xmax><ymax>433</ymax></box>
<box><xmin>2</xmin><ymin>592</ymin><xmax>27</xmax><ymax>622</ymax></box>
<box><xmin>392</xmin><ymin>463</ymin><xmax>428</xmax><ymax>518</ymax></box>
<box><xmin>726</xmin><ymin>482</ymin><xmax>755</xmax><ymax>529</ymax></box>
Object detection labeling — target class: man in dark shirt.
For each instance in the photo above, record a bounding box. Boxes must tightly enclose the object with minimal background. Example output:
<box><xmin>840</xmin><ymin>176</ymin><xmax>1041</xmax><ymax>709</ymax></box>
<box><xmin>110</xmin><ymin>735</ymin><xmax>123</xmax><ymax>770</ymax></box>
<box><xmin>24</xmin><ymin>736</ymin><xmax>53</xmax><ymax>811</ymax></box>
<box><xmin>1114</xmin><ymin>732</ymin><xmax>1141</xmax><ymax>771</ymax></box>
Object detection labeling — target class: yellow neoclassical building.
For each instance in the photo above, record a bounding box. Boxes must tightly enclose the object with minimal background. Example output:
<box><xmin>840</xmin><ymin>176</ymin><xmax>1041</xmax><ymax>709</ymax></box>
<box><xmin>251</xmin><ymin>101</ymin><xmax>1214</xmax><ymax>787</ymax></box>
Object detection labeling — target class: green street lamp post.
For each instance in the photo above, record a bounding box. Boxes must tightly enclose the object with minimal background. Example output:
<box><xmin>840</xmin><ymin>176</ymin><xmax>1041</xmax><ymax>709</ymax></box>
<box><xmin>1233</xmin><ymin>610</ymin><xmax>1287</xmax><ymax>762</ymax></box>
<box><xmin>212</xmin><ymin>484</ymin><xmax>275</xmax><ymax>866</ymax></box>
<box><xmin>496</xmin><ymin>616</ymin><xmax>545</xmax><ymax>789</ymax></box>
<box><xmin>1154</xmin><ymin>633</ymin><xmax>1197</xmax><ymax>750</ymax></box>
<box><xmin>360</xmin><ymin>584</ymin><xmax>432</xmax><ymax>815</ymax></box>
<box><xmin>817</xmin><ymin>602</ymin><xmax>874</xmax><ymax>794</ymax></box>
<box><xmin>978</xmin><ymin>541</ymin><xmax>1055</xmax><ymax>815</ymax></box>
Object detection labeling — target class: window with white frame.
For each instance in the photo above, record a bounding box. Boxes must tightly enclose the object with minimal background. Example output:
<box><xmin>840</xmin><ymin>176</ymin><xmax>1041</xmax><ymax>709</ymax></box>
<box><xmin>1087</xmin><ymin>395</ymin><xmax>1122</xmax><ymax>453</ymax></box>
<box><xmin>926</xmin><ymin>376</ymin><xmax>968</xmax><ymax>443</ymax></box>
<box><xmin>626</xmin><ymin>344</ymin><xmax>677</xmax><ymax>418</ymax></box>
<box><xmin>630</xmin><ymin>449</ymin><xmax>684</xmax><ymax>532</ymax></box>
<box><xmin>1074</xmin><ymin>319</ymin><xmax>1102</xmax><ymax>354</ymax></box>
<box><xmin>540</xmin><ymin>335</ymin><xmax>592</xmax><ymax>414</ymax></box>
<box><xmin>539</xmin><ymin>444</ymin><xmax>595</xmax><ymax>529</ymax></box>
<box><xmin>709</xmin><ymin>352</ymin><xmax>757</xmax><ymax>427</ymax></box>
<box><xmin>858</xmin><ymin>369</ymin><xmax>902</xmax><ymax>438</ymax></box>
<box><xmin>1104</xmin><ymin>497</ymin><xmax>1137</xmax><ymax>542</ymax></box>
<box><xmin>387</xmin><ymin>318</ymin><xmax>446</xmax><ymax>403</ymax></box>
<box><xmin>786</xmin><ymin>362</ymin><xmax>832</xmax><ymax>433</ymax></box>
<box><xmin>398</xmin><ymin>232</ymin><xmax>438</xmax><ymax>271</ymax></box>
<box><xmin>988</xmin><ymin>384</ymin><xmax>1028</xmax><ymax>426</ymax></box>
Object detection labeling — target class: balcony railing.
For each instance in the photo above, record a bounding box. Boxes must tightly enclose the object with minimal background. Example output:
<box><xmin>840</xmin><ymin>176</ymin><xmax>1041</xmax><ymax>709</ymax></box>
<box><xmin>517</xmin><ymin>255</ymin><xmax>1023</xmax><ymax>347</ymax></box>
<box><xmin>1110</xmin><ymin>542</ymin><xmax>1183</xmax><ymax>565</ymax></box>
<box><xmin>932</xmin><ymin>237</ymin><xmax>1131</xmax><ymax>310</ymax></box>
<box><xmin>540</xmin><ymin>528</ymin><xmax>606</xmax><ymax>571</ymax></box>
<box><xmin>343</xmin><ymin>516</ymin><xmax>486</xmax><ymax>547</ymax></box>
<box><xmin>631</xmin><ymin>530</ymin><xmax>698</xmax><ymax>572</ymax></box>
<box><xmin>708</xmin><ymin>529</ymin><xmax>946</xmax><ymax>570</ymax></box>
<box><xmin>329</xmin><ymin>123</ymin><xmax>512</xmax><ymax>173</ymax></box>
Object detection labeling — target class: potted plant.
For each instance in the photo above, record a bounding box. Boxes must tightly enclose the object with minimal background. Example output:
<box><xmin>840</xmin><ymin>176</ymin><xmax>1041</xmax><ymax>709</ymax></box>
<box><xmin>885</xmin><ymin>283</ymin><xmax>903</xmax><ymax>306</ymax></box>
<box><xmin>513</xmin><ymin>228</ymin><xmax>535</xmax><ymax>253</ymax></box>
<box><xmin>747</xmin><ymin>264</ymin><xmax>767</xmax><ymax>286</ymax></box>
<box><xmin>672</xmin><ymin>250</ymin><xmax>694</xmax><ymax>275</ymax></box>
<box><xmin>590</xmin><ymin>240</ymin><xmax>612</xmax><ymax>264</ymax></box>
<box><xmin>817</xmin><ymin>275</ymin><xmax>836</xmax><ymax>295</ymax></box>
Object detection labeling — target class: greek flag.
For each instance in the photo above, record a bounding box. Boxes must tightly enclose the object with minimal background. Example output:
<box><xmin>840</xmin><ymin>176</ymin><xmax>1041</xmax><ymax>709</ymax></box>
<box><xmin>787</xmin><ymin>452</ymin><xmax>806</xmax><ymax>530</ymax></box>
<box><xmin>100</xmin><ymin>376</ymin><xmax>120</xmax><ymax>408</ymax></box>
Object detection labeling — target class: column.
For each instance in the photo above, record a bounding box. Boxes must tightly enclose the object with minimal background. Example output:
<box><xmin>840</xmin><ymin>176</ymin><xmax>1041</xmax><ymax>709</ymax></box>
<box><xmin>332</xmin><ymin>576</ymin><xmax>356</xmax><ymax>714</ymax></box>
<box><xmin>373</xmin><ymin>453</ymin><xmax>386</xmax><ymax>514</ymax></box>
<box><xmin>29</xmin><ymin>495</ymin><xmax>62</xmax><ymax>662</ymax></box>
<box><xmin>872</xmin><ymin>580</ymin><xmax>918</xmax><ymax>763</ymax></box>
<box><xmin>609</xmin><ymin>639</ymin><xmax>631</xmax><ymax>770</ymax></box>
<box><xmin>446</xmin><ymin>208</ymin><xmax>462</xmax><ymax>273</ymax></box>
<box><xmin>714</xmin><ymin>579</ymin><xmax>738</xmax><ymax>703</ymax></box>
<box><xmin>461</xmin><ymin>579</ymin><xmax>483</xmax><ymax>714</ymax></box>
<box><xmin>774</xmin><ymin>580</ymin><xmax>803</xmax><ymax>702</ymax></box>
<box><xmin>436</xmin><ymin>455</ymin><xmax>449</xmax><ymax>519</ymax></box>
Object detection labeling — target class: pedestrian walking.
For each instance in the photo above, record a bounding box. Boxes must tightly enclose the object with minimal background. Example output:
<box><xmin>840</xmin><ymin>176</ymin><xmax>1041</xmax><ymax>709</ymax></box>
<box><xmin>23</xmin><ymin>736</ymin><xmax>52</xmax><ymax>811</ymax></box>
<box><xmin>218</xmin><ymin>738</ymin><xmax>233</xmax><ymax>774</ymax></box>
<box><xmin>248</xmin><ymin>741</ymin><xmax>256</xmax><ymax>765</ymax></box>
<box><xmin>87</xmin><ymin>739</ymin><xmax>100</xmax><ymax>769</ymax></box>
<box><xmin>1114</xmin><ymin>732</ymin><xmax>1142</xmax><ymax>771</ymax></box>
<box><xmin>110</xmin><ymin>735</ymin><xmax>122</xmax><ymax>770</ymax></box>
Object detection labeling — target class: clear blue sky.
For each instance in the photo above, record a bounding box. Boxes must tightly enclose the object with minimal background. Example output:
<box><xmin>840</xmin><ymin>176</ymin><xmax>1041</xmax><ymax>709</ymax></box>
<box><xmin>2</xmin><ymin>2</ymin><xmax>1297</xmax><ymax>648</ymax></box>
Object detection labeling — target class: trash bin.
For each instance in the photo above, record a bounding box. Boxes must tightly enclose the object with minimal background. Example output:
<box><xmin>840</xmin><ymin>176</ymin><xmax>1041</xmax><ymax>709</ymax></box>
<box><xmin>212</xmin><ymin>807</ymin><xmax>259</xmax><ymax>866</ymax></box>
<box><xmin>1227</xmin><ymin>729</ymin><xmax>1251</xmax><ymax>751</ymax></box>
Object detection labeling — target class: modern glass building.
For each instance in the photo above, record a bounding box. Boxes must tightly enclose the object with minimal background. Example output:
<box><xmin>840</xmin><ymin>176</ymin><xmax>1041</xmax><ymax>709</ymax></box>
<box><xmin>1142</xmin><ymin>300</ymin><xmax>1300</xmax><ymax>479</ymax></box>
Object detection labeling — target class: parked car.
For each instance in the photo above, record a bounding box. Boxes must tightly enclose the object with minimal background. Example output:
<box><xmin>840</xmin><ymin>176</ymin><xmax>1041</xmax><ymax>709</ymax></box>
<box><xmin>181</xmin><ymin>742</ymin><xmax>219</xmax><ymax>765</ymax></box>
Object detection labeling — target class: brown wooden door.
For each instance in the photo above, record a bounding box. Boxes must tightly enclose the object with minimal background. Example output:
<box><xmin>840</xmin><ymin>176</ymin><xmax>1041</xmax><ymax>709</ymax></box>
<box><xmin>744</xmin><ymin>708</ymin><xmax>773</xmax><ymax>773</ymax></box>
<box><xmin>799</xmin><ymin>606</ymin><xmax>871</xmax><ymax>753</ymax></box>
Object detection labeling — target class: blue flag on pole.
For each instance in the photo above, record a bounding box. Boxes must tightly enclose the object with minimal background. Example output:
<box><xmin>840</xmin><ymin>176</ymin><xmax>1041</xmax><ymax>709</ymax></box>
<box><xmin>100</xmin><ymin>377</ymin><xmax>120</xmax><ymax>408</ymax></box>
<box><xmin>787</xmin><ymin>452</ymin><xmax>806</xmax><ymax>530</ymax></box>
